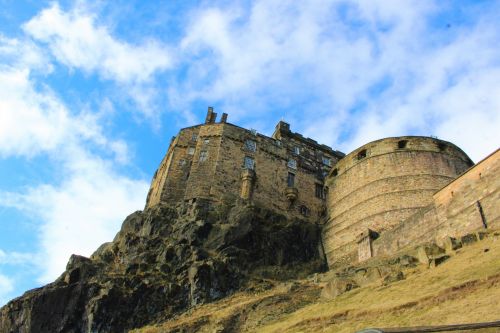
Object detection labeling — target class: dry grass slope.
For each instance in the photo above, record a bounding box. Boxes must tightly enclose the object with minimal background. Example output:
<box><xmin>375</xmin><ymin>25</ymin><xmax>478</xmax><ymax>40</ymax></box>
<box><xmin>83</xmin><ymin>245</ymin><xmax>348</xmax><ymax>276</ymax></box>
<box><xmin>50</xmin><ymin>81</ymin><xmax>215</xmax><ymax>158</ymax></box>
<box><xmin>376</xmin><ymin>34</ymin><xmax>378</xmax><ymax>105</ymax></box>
<box><xmin>135</xmin><ymin>232</ymin><xmax>500</xmax><ymax>333</ymax></box>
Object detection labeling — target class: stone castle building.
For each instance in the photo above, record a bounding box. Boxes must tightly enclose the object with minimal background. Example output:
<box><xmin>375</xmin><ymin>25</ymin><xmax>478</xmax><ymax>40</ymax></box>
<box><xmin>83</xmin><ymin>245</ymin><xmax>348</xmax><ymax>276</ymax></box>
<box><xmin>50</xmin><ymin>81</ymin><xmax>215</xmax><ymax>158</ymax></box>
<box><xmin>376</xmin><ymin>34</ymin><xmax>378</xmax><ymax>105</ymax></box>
<box><xmin>146</xmin><ymin>107</ymin><xmax>344</xmax><ymax>222</ymax></box>
<box><xmin>147</xmin><ymin>108</ymin><xmax>500</xmax><ymax>268</ymax></box>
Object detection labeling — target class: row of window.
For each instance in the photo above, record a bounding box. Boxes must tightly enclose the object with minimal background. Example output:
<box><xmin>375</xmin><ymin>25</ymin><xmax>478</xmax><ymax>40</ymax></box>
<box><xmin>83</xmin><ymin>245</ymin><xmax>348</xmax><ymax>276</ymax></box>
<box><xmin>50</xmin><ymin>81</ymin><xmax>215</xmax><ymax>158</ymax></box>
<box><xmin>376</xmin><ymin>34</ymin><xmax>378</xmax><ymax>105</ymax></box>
<box><xmin>244</xmin><ymin>157</ymin><xmax>325</xmax><ymax>198</ymax></box>
<box><xmin>288</xmin><ymin>172</ymin><xmax>326</xmax><ymax>199</ymax></box>
<box><xmin>188</xmin><ymin>138</ymin><xmax>331</xmax><ymax>168</ymax></box>
<box><xmin>245</xmin><ymin>139</ymin><xmax>331</xmax><ymax>165</ymax></box>
<box><xmin>354</xmin><ymin>140</ymin><xmax>446</xmax><ymax>162</ymax></box>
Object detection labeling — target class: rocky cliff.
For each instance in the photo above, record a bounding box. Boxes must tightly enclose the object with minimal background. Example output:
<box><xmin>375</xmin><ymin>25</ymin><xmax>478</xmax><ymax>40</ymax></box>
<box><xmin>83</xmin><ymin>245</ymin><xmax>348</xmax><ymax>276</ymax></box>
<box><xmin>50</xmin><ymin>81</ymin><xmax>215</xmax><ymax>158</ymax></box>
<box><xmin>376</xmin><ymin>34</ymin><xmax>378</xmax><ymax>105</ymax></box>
<box><xmin>0</xmin><ymin>199</ymin><xmax>324</xmax><ymax>333</ymax></box>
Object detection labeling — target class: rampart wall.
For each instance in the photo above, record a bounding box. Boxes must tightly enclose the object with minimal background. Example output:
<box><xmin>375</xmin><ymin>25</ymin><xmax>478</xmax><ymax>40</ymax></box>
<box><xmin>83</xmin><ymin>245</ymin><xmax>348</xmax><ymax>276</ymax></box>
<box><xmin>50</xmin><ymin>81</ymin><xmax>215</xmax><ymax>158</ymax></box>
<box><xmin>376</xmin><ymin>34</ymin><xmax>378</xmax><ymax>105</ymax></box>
<box><xmin>373</xmin><ymin>149</ymin><xmax>499</xmax><ymax>257</ymax></box>
<box><xmin>323</xmin><ymin>136</ymin><xmax>473</xmax><ymax>268</ymax></box>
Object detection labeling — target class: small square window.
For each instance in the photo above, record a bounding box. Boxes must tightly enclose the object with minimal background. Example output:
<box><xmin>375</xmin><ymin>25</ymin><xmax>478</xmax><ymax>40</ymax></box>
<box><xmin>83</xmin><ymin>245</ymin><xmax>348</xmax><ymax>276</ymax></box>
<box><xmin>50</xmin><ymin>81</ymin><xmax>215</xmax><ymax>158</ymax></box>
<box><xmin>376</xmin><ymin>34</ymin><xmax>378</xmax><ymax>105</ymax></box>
<box><xmin>244</xmin><ymin>156</ymin><xmax>255</xmax><ymax>170</ymax></box>
<box><xmin>287</xmin><ymin>159</ymin><xmax>297</xmax><ymax>169</ymax></box>
<box><xmin>188</xmin><ymin>147</ymin><xmax>195</xmax><ymax>155</ymax></box>
<box><xmin>204</xmin><ymin>139</ymin><xmax>210</xmax><ymax>145</ymax></box>
<box><xmin>178</xmin><ymin>159</ymin><xmax>186</xmax><ymax>166</ymax></box>
<box><xmin>322</xmin><ymin>157</ymin><xmax>331</xmax><ymax>166</ymax></box>
<box><xmin>397</xmin><ymin>140</ymin><xmax>408</xmax><ymax>149</ymax></box>
<box><xmin>199</xmin><ymin>151</ymin><xmax>208</xmax><ymax>162</ymax></box>
<box><xmin>245</xmin><ymin>139</ymin><xmax>257</xmax><ymax>152</ymax></box>
<box><xmin>299</xmin><ymin>205</ymin><xmax>310</xmax><ymax>216</ymax></box>
<box><xmin>357</xmin><ymin>149</ymin><xmax>367</xmax><ymax>160</ymax></box>
<box><xmin>191</xmin><ymin>134</ymin><xmax>198</xmax><ymax>141</ymax></box>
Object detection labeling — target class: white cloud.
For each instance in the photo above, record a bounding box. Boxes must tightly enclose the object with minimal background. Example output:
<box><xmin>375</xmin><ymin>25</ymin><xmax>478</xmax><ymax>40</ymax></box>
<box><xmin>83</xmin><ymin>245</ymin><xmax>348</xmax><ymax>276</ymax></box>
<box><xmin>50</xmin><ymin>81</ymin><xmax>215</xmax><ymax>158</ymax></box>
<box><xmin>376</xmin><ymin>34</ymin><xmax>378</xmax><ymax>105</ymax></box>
<box><xmin>0</xmin><ymin>250</ymin><xmax>34</xmax><ymax>265</ymax></box>
<box><xmin>0</xmin><ymin>34</ymin><xmax>148</xmax><ymax>283</ymax></box>
<box><xmin>174</xmin><ymin>0</ymin><xmax>500</xmax><ymax>161</ymax></box>
<box><xmin>0</xmin><ymin>67</ymin><xmax>70</xmax><ymax>157</ymax></box>
<box><xmin>1</xmin><ymin>149</ymin><xmax>148</xmax><ymax>283</ymax></box>
<box><xmin>0</xmin><ymin>273</ymin><xmax>14</xmax><ymax>306</ymax></box>
<box><xmin>23</xmin><ymin>3</ymin><xmax>172</xmax><ymax>84</ymax></box>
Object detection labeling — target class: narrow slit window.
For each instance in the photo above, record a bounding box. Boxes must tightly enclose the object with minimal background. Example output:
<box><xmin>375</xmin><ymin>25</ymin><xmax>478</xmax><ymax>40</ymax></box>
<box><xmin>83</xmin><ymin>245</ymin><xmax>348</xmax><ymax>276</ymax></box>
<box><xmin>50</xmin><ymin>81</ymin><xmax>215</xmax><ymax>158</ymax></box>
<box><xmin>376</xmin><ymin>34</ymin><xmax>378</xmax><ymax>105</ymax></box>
<box><xmin>287</xmin><ymin>172</ymin><xmax>295</xmax><ymax>187</ymax></box>
<box><xmin>315</xmin><ymin>183</ymin><xmax>326</xmax><ymax>199</ymax></box>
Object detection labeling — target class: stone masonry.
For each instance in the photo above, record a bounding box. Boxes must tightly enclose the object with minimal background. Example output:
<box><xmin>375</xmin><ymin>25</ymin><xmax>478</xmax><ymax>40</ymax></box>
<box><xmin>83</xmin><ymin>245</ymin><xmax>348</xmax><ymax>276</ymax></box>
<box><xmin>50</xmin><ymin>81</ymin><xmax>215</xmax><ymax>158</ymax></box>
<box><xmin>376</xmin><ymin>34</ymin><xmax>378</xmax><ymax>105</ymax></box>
<box><xmin>146</xmin><ymin>108</ymin><xmax>344</xmax><ymax>222</ymax></box>
<box><xmin>146</xmin><ymin>107</ymin><xmax>499</xmax><ymax>269</ymax></box>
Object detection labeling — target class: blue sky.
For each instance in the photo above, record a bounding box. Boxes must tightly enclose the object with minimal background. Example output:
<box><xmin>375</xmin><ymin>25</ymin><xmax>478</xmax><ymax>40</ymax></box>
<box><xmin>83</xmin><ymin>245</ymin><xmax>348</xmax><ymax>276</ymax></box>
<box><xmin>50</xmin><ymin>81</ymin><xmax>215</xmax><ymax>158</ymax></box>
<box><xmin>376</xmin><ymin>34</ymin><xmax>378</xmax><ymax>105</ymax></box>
<box><xmin>0</xmin><ymin>0</ymin><xmax>499</xmax><ymax>305</ymax></box>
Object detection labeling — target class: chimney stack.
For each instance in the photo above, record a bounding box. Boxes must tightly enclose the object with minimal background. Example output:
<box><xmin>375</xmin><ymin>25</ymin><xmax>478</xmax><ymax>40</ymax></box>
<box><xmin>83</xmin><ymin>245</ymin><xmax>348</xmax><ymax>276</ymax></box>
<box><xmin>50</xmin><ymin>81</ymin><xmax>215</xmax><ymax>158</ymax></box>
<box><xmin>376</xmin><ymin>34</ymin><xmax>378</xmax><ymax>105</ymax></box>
<box><xmin>205</xmin><ymin>107</ymin><xmax>217</xmax><ymax>124</ymax></box>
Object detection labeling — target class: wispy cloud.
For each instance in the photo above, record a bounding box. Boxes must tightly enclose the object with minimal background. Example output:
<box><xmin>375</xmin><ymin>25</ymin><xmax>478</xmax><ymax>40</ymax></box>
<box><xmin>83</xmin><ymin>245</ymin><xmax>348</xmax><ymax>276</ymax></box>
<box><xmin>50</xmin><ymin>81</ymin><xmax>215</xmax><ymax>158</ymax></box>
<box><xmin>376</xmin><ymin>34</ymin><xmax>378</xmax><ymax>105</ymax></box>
<box><xmin>23</xmin><ymin>3</ymin><xmax>173</xmax><ymax>118</ymax></box>
<box><xmin>0</xmin><ymin>249</ymin><xmax>34</xmax><ymax>266</ymax></box>
<box><xmin>171</xmin><ymin>0</ymin><xmax>500</xmax><ymax>160</ymax></box>
<box><xmin>23</xmin><ymin>3</ymin><xmax>172</xmax><ymax>84</ymax></box>
<box><xmin>0</xmin><ymin>273</ymin><xmax>14</xmax><ymax>306</ymax></box>
<box><xmin>0</xmin><ymin>34</ymin><xmax>148</xmax><ymax>283</ymax></box>
<box><xmin>1</xmin><ymin>149</ymin><xmax>148</xmax><ymax>283</ymax></box>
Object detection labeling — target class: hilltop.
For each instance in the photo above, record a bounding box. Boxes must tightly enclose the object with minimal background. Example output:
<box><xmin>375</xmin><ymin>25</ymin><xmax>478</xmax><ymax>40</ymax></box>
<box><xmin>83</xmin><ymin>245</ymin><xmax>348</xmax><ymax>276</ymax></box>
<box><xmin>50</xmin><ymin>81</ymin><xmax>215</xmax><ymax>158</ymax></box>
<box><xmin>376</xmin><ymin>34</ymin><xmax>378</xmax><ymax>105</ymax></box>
<box><xmin>134</xmin><ymin>228</ymin><xmax>500</xmax><ymax>332</ymax></box>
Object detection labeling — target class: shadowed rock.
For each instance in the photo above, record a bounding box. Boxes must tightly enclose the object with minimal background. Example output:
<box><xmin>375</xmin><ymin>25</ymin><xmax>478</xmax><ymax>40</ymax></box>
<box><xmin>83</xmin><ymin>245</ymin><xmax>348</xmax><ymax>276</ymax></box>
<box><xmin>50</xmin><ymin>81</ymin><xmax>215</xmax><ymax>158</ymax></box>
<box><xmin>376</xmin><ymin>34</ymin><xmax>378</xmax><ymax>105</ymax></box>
<box><xmin>0</xmin><ymin>200</ymin><xmax>324</xmax><ymax>333</ymax></box>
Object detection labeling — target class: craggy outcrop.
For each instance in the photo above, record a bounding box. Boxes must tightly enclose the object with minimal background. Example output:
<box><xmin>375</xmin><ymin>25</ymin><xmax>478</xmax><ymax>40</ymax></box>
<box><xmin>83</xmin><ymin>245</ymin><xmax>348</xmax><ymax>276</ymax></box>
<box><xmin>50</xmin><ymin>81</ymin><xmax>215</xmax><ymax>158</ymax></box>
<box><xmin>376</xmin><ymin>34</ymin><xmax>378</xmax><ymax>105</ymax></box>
<box><xmin>0</xmin><ymin>199</ymin><xmax>324</xmax><ymax>333</ymax></box>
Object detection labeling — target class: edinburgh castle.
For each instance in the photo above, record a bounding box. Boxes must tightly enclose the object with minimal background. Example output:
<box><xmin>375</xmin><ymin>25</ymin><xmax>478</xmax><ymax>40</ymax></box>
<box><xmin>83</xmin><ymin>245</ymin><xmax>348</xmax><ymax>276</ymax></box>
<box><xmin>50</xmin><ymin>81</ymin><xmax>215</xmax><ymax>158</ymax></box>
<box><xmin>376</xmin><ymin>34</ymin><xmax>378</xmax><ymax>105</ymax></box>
<box><xmin>147</xmin><ymin>107</ymin><xmax>499</xmax><ymax>269</ymax></box>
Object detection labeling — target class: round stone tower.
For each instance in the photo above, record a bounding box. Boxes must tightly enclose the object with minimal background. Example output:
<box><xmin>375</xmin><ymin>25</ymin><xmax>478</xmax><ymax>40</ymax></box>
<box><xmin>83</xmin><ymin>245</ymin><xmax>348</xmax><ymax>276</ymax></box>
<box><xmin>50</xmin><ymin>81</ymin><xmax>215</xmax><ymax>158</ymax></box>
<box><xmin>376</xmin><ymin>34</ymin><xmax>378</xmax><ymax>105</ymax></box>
<box><xmin>322</xmin><ymin>136</ymin><xmax>473</xmax><ymax>267</ymax></box>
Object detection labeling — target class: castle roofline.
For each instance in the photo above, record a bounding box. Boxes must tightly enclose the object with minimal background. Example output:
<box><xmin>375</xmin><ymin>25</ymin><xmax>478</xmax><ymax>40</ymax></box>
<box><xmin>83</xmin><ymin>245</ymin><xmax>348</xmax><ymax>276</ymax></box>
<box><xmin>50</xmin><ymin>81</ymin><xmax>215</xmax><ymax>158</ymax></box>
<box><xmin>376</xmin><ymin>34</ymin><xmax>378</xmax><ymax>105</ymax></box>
<box><xmin>177</xmin><ymin>107</ymin><xmax>345</xmax><ymax>158</ymax></box>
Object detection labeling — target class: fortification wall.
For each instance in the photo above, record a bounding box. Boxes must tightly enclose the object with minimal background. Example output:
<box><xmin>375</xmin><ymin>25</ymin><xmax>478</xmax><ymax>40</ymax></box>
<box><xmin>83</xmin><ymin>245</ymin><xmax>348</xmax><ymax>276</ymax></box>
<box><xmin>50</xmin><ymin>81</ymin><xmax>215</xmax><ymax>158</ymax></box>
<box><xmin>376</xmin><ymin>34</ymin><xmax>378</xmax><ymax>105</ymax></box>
<box><xmin>433</xmin><ymin>149</ymin><xmax>499</xmax><ymax>237</ymax></box>
<box><xmin>372</xmin><ymin>149</ymin><xmax>499</xmax><ymax>258</ymax></box>
<box><xmin>323</xmin><ymin>136</ymin><xmax>473</xmax><ymax>268</ymax></box>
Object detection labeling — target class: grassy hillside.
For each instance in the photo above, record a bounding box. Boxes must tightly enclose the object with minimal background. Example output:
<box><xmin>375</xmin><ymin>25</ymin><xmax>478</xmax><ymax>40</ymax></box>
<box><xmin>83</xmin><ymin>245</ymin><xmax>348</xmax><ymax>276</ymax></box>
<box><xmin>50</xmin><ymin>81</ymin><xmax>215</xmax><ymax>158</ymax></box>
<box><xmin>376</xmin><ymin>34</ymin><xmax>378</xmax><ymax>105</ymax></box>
<box><xmin>135</xmin><ymin>231</ymin><xmax>500</xmax><ymax>333</ymax></box>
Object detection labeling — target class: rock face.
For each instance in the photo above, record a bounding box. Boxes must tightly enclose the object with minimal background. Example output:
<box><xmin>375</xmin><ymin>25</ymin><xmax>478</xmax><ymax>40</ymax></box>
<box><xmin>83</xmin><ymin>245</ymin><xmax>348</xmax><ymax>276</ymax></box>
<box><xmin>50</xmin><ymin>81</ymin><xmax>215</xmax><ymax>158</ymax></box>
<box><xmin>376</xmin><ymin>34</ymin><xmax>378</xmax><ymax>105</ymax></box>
<box><xmin>0</xmin><ymin>199</ymin><xmax>324</xmax><ymax>333</ymax></box>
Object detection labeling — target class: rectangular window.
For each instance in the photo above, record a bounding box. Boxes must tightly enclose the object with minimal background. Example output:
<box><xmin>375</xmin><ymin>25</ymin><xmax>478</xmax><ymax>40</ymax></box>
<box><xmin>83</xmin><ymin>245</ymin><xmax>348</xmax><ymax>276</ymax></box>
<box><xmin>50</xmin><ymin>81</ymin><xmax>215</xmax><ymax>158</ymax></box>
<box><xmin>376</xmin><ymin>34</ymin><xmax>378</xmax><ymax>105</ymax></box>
<box><xmin>191</xmin><ymin>133</ymin><xmax>198</xmax><ymax>141</ymax></box>
<box><xmin>178</xmin><ymin>159</ymin><xmax>186</xmax><ymax>166</ymax></box>
<box><xmin>188</xmin><ymin>147</ymin><xmax>195</xmax><ymax>155</ymax></box>
<box><xmin>204</xmin><ymin>138</ymin><xmax>210</xmax><ymax>145</ymax></box>
<box><xmin>244</xmin><ymin>139</ymin><xmax>257</xmax><ymax>152</ymax></box>
<box><xmin>322</xmin><ymin>157</ymin><xmax>331</xmax><ymax>166</ymax></box>
<box><xmin>199</xmin><ymin>151</ymin><xmax>208</xmax><ymax>162</ymax></box>
<box><xmin>287</xmin><ymin>159</ymin><xmax>297</xmax><ymax>169</ymax></box>
<box><xmin>294</xmin><ymin>146</ymin><xmax>300</xmax><ymax>155</ymax></box>
<box><xmin>315</xmin><ymin>183</ymin><xmax>325</xmax><ymax>199</ymax></box>
<box><xmin>287</xmin><ymin>172</ymin><xmax>295</xmax><ymax>187</ymax></box>
<box><xmin>244</xmin><ymin>156</ymin><xmax>255</xmax><ymax>170</ymax></box>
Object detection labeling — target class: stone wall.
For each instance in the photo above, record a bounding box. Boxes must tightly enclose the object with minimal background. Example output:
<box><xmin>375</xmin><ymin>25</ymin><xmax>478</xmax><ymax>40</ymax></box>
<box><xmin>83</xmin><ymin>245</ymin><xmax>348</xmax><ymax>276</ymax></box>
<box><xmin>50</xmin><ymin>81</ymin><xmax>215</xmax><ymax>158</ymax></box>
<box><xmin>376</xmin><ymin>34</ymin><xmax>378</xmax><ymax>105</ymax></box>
<box><xmin>372</xmin><ymin>149</ymin><xmax>499</xmax><ymax>259</ymax></box>
<box><xmin>433</xmin><ymin>148</ymin><xmax>499</xmax><ymax>237</ymax></box>
<box><xmin>145</xmin><ymin>109</ymin><xmax>343</xmax><ymax>222</ymax></box>
<box><xmin>323</xmin><ymin>136</ymin><xmax>473</xmax><ymax>268</ymax></box>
